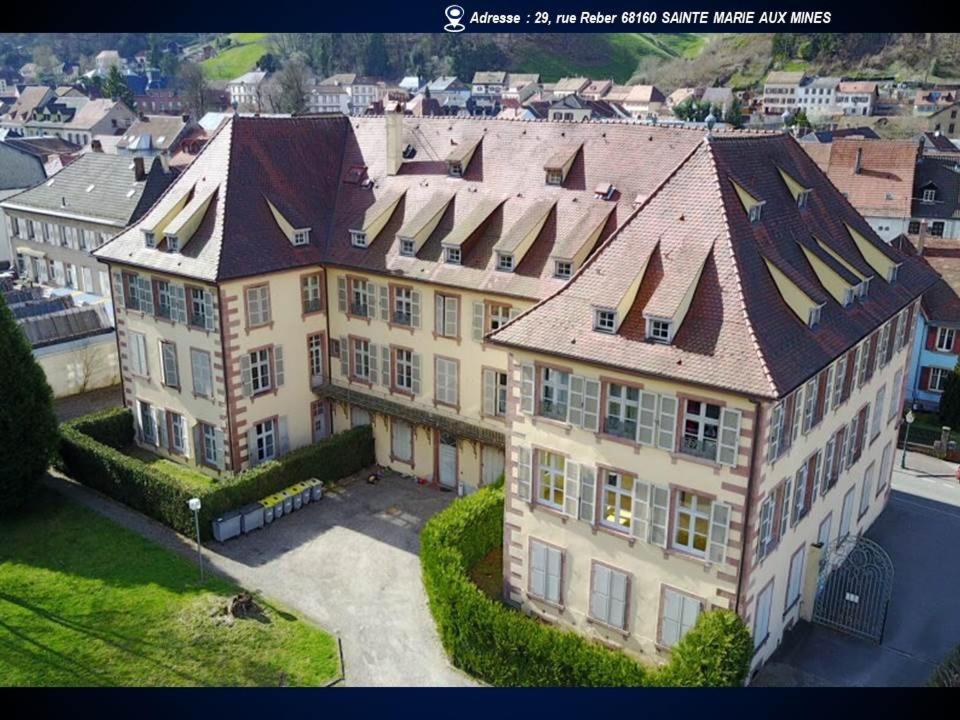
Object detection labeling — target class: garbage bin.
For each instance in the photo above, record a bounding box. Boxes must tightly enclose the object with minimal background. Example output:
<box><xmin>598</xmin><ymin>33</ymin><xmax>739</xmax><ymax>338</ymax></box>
<box><xmin>282</xmin><ymin>490</ymin><xmax>294</xmax><ymax>515</ymax></box>
<box><xmin>308</xmin><ymin>478</ymin><xmax>324</xmax><ymax>501</ymax></box>
<box><xmin>271</xmin><ymin>493</ymin><xmax>285</xmax><ymax>521</ymax></box>
<box><xmin>240</xmin><ymin>502</ymin><xmax>264</xmax><ymax>534</ymax></box>
<box><xmin>290</xmin><ymin>485</ymin><xmax>303</xmax><ymax>511</ymax></box>
<box><xmin>299</xmin><ymin>483</ymin><xmax>312</xmax><ymax>506</ymax></box>
<box><xmin>263</xmin><ymin>496</ymin><xmax>276</xmax><ymax>524</ymax></box>
<box><xmin>211</xmin><ymin>509</ymin><xmax>242</xmax><ymax>542</ymax></box>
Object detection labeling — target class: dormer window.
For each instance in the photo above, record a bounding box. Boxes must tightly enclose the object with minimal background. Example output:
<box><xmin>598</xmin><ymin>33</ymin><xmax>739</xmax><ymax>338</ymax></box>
<box><xmin>497</xmin><ymin>253</ymin><xmax>514</xmax><ymax>272</ymax></box>
<box><xmin>445</xmin><ymin>247</ymin><xmax>461</xmax><ymax>265</ymax></box>
<box><xmin>647</xmin><ymin>318</ymin><xmax>672</xmax><ymax>343</ymax></box>
<box><xmin>402</xmin><ymin>144</ymin><xmax>416</xmax><ymax>159</ymax></box>
<box><xmin>594</xmin><ymin>308</ymin><xmax>617</xmax><ymax>334</ymax></box>
<box><xmin>143</xmin><ymin>230</ymin><xmax>156</xmax><ymax>248</ymax></box>
<box><xmin>797</xmin><ymin>189</ymin><xmax>811</xmax><ymax>209</ymax></box>
<box><xmin>350</xmin><ymin>230</ymin><xmax>368</xmax><ymax>248</ymax></box>
<box><xmin>749</xmin><ymin>203</ymin><xmax>764</xmax><ymax>223</ymax></box>
<box><xmin>293</xmin><ymin>229</ymin><xmax>310</xmax><ymax>246</ymax></box>
<box><xmin>594</xmin><ymin>183</ymin><xmax>615</xmax><ymax>201</ymax></box>
<box><xmin>447</xmin><ymin>161</ymin><xmax>463</xmax><ymax>178</ymax></box>
<box><xmin>922</xmin><ymin>188</ymin><xmax>936</xmax><ymax>203</ymax></box>
<box><xmin>887</xmin><ymin>264</ymin><xmax>900</xmax><ymax>284</ymax></box>
<box><xmin>808</xmin><ymin>305</ymin><xmax>822</xmax><ymax>328</ymax></box>
<box><xmin>399</xmin><ymin>237</ymin><xmax>415</xmax><ymax>256</ymax></box>
<box><xmin>842</xmin><ymin>287</ymin><xmax>856</xmax><ymax>307</ymax></box>
<box><xmin>546</xmin><ymin>169</ymin><xmax>563</xmax><ymax>186</ymax></box>
<box><xmin>165</xmin><ymin>234</ymin><xmax>180</xmax><ymax>253</ymax></box>
<box><xmin>554</xmin><ymin>260</ymin><xmax>572</xmax><ymax>279</ymax></box>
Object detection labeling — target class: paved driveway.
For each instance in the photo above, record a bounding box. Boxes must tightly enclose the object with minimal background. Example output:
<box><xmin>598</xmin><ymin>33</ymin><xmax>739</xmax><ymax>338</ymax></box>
<box><xmin>754</xmin><ymin>452</ymin><xmax>960</xmax><ymax>687</ymax></box>
<box><xmin>49</xmin><ymin>470</ymin><xmax>476</xmax><ymax>687</ymax></box>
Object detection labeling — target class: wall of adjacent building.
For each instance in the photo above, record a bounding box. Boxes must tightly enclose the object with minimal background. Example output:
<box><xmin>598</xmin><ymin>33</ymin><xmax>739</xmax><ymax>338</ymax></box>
<box><xmin>34</xmin><ymin>331</ymin><xmax>119</xmax><ymax>398</ymax></box>
<box><xmin>905</xmin><ymin>312</ymin><xmax>958</xmax><ymax>412</ymax></box>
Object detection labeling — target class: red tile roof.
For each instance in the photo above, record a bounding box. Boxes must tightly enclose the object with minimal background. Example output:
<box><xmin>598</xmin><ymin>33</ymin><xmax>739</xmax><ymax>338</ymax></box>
<box><xmin>823</xmin><ymin>138</ymin><xmax>919</xmax><ymax>217</ymax></box>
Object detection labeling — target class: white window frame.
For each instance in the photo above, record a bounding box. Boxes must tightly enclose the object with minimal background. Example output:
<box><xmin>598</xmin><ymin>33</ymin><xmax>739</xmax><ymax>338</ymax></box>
<box><xmin>936</xmin><ymin>327</ymin><xmax>956</xmax><ymax>352</ymax></box>
<box><xmin>539</xmin><ymin>366</ymin><xmax>570</xmax><ymax>421</ymax></box>
<box><xmin>593</xmin><ymin>307</ymin><xmax>617</xmax><ymax>334</ymax></box>
<box><xmin>786</xmin><ymin>546</ymin><xmax>805</xmax><ymax>612</ymax></box>
<box><xmin>554</xmin><ymin>260</ymin><xmax>572</xmax><ymax>279</ymax></box>
<box><xmin>605</xmin><ymin>383</ymin><xmax>639</xmax><ymax>440</ymax></box>
<box><xmin>672</xmin><ymin>491</ymin><xmax>711</xmax><ymax>557</ymax></box>
<box><xmin>249</xmin><ymin>348</ymin><xmax>272</xmax><ymax>393</ymax></box>
<box><xmin>202</xmin><ymin>423</ymin><xmax>219</xmax><ymax>466</ymax></box>
<box><xmin>497</xmin><ymin>253</ymin><xmax>514</xmax><ymax>272</ymax></box>
<box><xmin>681</xmin><ymin>399</ymin><xmax>721</xmax><ymax>462</ymax></box>
<box><xmin>536</xmin><ymin>450</ymin><xmax>565</xmax><ymax>510</ymax></box>
<box><xmin>529</xmin><ymin>539</ymin><xmax>562</xmax><ymax>605</ymax></box>
<box><xmin>648</xmin><ymin>318</ymin><xmax>672</xmax><ymax>343</ymax></box>
<box><xmin>601</xmin><ymin>470</ymin><xmax>635</xmax><ymax>533</ymax></box>
<box><xmin>395</xmin><ymin>348</ymin><xmax>414</xmax><ymax>392</ymax></box>
<box><xmin>293</xmin><ymin>228</ymin><xmax>310</xmax><ymax>246</ymax></box>
<box><xmin>352</xmin><ymin>339</ymin><xmax>371</xmax><ymax>381</ymax></box>
<box><xmin>929</xmin><ymin>366</ymin><xmax>949</xmax><ymax>393</ymax></box>
<box><xmin>246</xmin><ymin>285</ymin><xmax>271</xmax><ymax>327</ymax></box>
<box><xmin>254</xmin><ymin>419</ymin><xmax>277</xmax><ymax>463</ymax></box>
<box><xmin>435</xmin><ymin>356</ymin><xmax>458</xmax><ymax>406</ymax></box>
<box><xmin>190</xmin><ymin>349</ymin><xmax>213</xmax><ymax>397</ymax></box>
<box><xmin>350</xmin><ymin>229</ymin><xmax>368</xmax><ymax>247</ymax></box>
<box><xmin>661</xmin><ymin>588</ymin><xmax>702</xmax><ymax>648</ymax></box>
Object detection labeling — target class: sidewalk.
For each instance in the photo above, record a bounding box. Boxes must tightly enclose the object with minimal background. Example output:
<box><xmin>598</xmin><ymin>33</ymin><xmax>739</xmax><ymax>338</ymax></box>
<box><xmin>892</xmin><ymin>450</ymin><xmax>960</xmax><ymax>508</ymax></box>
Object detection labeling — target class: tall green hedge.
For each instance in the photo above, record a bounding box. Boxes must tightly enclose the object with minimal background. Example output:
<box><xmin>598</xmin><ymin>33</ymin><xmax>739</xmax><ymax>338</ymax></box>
<box><xmin>420</xmin><ymin>482</ymin><xmax>753</xmax><ymax>687</ymax></box>
<box><xmin>59</xmin><ymin>408</ymin><xmax>374</xmax><ymax>539</ymax></box>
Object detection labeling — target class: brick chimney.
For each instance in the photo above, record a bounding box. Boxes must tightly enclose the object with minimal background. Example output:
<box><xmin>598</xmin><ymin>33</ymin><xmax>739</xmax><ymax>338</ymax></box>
<box><xmin>133</xmin><ymin>156</ymin><xmax>146</xmax><ymax>181</ymax></box>
<box><xmin>385</xmin><ymin>108</ymin><xmax>403</xmax><ymax>176</ymax></box>
<box><xmin>854</xmin><ymin>147</ymin><xmax>863</xmax><ymax>175</ymax></box>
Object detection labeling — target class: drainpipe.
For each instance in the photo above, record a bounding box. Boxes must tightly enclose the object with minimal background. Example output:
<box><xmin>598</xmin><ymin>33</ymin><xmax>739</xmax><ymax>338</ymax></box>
<box><xmin>734</xmin><ymin>397</ymin><xmax>764</xmax><ymax>618</ymax></box>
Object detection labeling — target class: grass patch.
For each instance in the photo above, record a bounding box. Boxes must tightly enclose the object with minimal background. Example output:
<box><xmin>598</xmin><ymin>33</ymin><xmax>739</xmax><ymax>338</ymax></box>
<box><xmin>0</xmin><ymin>492</ymin><xmax>339</xmax><ymax>687</ymax></box>
<box><xmin>468</xmin><ymin>546</ymin><xmax>504</xmax><ymax>602</ymax></box>
<box><xmin>124</xmin><ymin>446</ymin><xmax>217</xmax><ymax>492</ymax></box>
<box><xmin>201</xmin><ymin>35</ymin><xmax>270</xmax><ymax>82</ymax></box>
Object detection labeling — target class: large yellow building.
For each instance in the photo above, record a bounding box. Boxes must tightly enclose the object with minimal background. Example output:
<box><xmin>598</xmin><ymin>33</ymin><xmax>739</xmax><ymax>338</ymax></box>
<box><xmin>94</xmin><ymin>114</ymin><xmax>935</xmax><ymax>676</ymax></box>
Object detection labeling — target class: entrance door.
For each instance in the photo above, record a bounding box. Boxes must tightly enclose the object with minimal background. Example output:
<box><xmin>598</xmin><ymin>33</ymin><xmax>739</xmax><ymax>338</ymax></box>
<box><xmin>438</xmin><ymin>432</ymin><xmax>458</xmax><ymax>489</ymax></box>
<box><xmin>481</xmin><ymin>445</ymin><xmax>505</xmax><ymax>487</ymax></box>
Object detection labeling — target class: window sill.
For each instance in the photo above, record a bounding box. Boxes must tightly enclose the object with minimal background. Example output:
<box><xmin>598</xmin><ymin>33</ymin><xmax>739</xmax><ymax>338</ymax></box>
<box><xmin>663</xmin><ymin>545</ymin><xmax>712</xmax><ymax>569</ymax></box>
<box><xmin>596</xmin><ymin>523</ymin><xmax>636</xmax><ymax>546</ymax></box>
<box><xmin>586</xmin><ymin>616</ymin><xmax>630</xmax><ymax>639</ymax></box>
<box><xmin>245</xmin><ymin>321</ymin><xmax>275</xmax><ymax>334</ymax></box>
<box><xmin>431</xmin><ymin>332</ymin><xmax>462</xmax><ymax>345</ymax></box>
<box><xmin>670</xmin><ymin>451</ymin><xmax>723</xmax><ymax>473</ymax></box>
<box><xmin>532</xmin><ymin>415</ymin><xmax>572</xmax><ymax>433</ymax></box>
<box><xmin>525</xmin><ymin>592</ymin><xmax>564</xmax><ymax>613</ymax></box>
<box><xmin>387</xmin><ymin>321</ymin><xmax>416</xmax><ymax>333</ymax></box>
<box><xmin>596</xmin><ymin>431</ymin><xmax>641</xmax><ymax>451</ymax></box>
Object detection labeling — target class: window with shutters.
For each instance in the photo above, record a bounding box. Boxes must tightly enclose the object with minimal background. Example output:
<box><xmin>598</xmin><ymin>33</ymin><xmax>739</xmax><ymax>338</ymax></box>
<box><xmin>753</xmin><ymin>581</ymin><xmax>774</xmax><ymax>649</ymax></box>
<box><xmin>604</xmin><ymin>383</ymin><xmax>639</xmax><ymax>439</ymax></box>
<box><xmin>589</xmin><ymin>563</ymin><xmax>629</xmax><ymax>630</ymax></box>
<box><xmin>249</xmin><ymin>348</ymin><xmax>272</xmax><ymax>394</ymax></box>
<box><xmin>351</xmin><ymin>338</ymin><xmax>372</xmax><ymax>381</ymax></box>
<box><xmin>245</xmin><ymin>284</ymin><xmax>271</xmax><ymax>327</ymax></box>
<box><xmin>308</xmin><ymin>334</ymin><xmax>325</xmax><ymax>383</ymax></box>
<box><xmin>660</xmin><ymin>587</ymin><xmax>702</xmax><ymax>648</ymax></box>
<box><xmin>301</xmin><ymin>273</ymin><xmax>324</xmax><ymax>314</ymax></box>
<box><xmin>528</xmin><ymin>539</ymin><xmax>562</xmax><ymax>605</ymax></box>
<box><xmin>349</xmin><ymin>277</ymin><xmax>369</xmax><ymax>317</ymax></box>
<box><xmin>394</xmin><ymin>348</ymin><xmax>414</xmax><ymax>393</ymax></box>
<box><xmin>155</xmin><ymin>280</ymin><xmax>172</xmax><ymax>319</ymax></box>
<box><xmin>435</xmin><ymin>356</ymin><xmax>459</xmax><ymax>407</ymax></box>
<box><xmin>832</xmin><ymin>354</ymin><xmax>847</xmax><ymax>409</ymax></box>
<box><xmin>536</xmin><ymin>450</ymin><xmax>565</xmax><ymax>510</ymax></box>
<box><xmin>601</xmin><ymin>470</ymin><xmax>634</xmax><ymax>532</ymax></box>
<box><xmin>351</xmin><ymin>406</ymin><xmax>371</xmax><ymax>427</ymax></box>
<box><xmin>823</xmin><ymin>435</ymin><xmax>837</xmax><ymax>493</ymax></box>
<box><xmin>672</xmin><ymin>491</ymin><xmax>711</xmax><ymax>556</ymax></box>
<box><xmin>680</xmin><ymin>400</ymin><xmax>720</xmax><ymax>462</ymax></box>
<box><xmin>190</xmin><ymin>349</ymin><xmax>213</xmax><ymax>397</ymax></box>
<box><xmin>129</xmin><ymin>331</ymin><xmax>149</xmax><ymax>377</ymax></box>
<box><xmin>791</xmin><ymin>463</ymin><xmax>808</xmax><ymax>525</ymax></box>
<box><xmin>254</xmin><ymin>419</ymin><xmax>276</xmax><ymax>463</ymax></box>
<box><xmin>201</xmin><ymin>423</ymin><xmax>220</xmax><ymax>466</ymax></box>
<box><xmin>392</xmin><ymin>286</ymin><xmax>414</xmax><ymax>326</ymax></box>
<box><xmin>858</xmin><ymin>462</ymin><xmax>875</xmax><ymax>519</ymax></box>
<box><xmin>487</xmin><ymin>302</ymin><xmax>511</xmax><ymax>332</ymax></box>
<box><xmin>888</xmin><ymin>369</ymin><xmax>903</xmax><ymax>421</ymax></box>
<box><xmin>870</xmin><ymin>385</ymin><xmax>886</xmax><ymax>440</ymax></box>
<box><xmin>169</xmin><ymin>412</ymin><xmax>185</xmax><ymax>454</ymax></box>
<box><xmin>877</xmin><ymin>441</ymin><xmax>893</xmax><ymax>496</ymax></box>
<box><xmin>785</xmin><ymin>545</ymin><xmax>805</xmax><ymax>612</ymax></box>
<box><xmin>929</xmin><ymin>366</ymin><xmax>949</xmax><ymax>392</ymax></box>
<box><xmin>139</xmin><ymin>401</ymin><xmax>156</xmax><ymax>444</ymax></box>
<box><xmin>539</xmin><ymin>366</ymin><xmax>570</xmax><ymax>421</ymax></box>
<box><xmin>160</xmin><ymin>341</ymin><xmax>179</xmax><ymax>388</ymax></box>
<box><xmin>189</xmin><ymin>287</ymin><xmax>211</xmax><ymax>329</ymax></box>
<box><xmin>434</xmin><ymin>293</ymin><xmax>459</xmax><ymax>338</ymax></box>
<box><xmin>767</xmin><ymin>401</ymin><xmax>784</xmax><ymax>462</ymax></box>
<box><xmin>482</xmin><ymin>368</ymin><xmax>507</xmax><ymax>417</ymax></box>
<box><xmin>936</xmin><ymin>327</ymin><xmax>956</xmax><ymax>352</ymax></box>
<box><xmin>757</xmin><ymin>495</ymin><xmax>775</xmax><ymax>559</ymax></box>
<box><xmin>802</xmin><ymin>378</ymin><xmax>817</xmax><ymax>433</ymax></box>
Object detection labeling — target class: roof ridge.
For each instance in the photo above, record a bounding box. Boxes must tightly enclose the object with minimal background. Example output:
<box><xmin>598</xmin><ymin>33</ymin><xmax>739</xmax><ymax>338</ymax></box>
<box><xmin>702</xmin><ymin>139</ymin><xmax>779</xmax><ymax>398</ymax></box>
<box><xmin>213</xmin><ymin>117</ymin><xmax>236</xmax><ymax>281</ymax></box>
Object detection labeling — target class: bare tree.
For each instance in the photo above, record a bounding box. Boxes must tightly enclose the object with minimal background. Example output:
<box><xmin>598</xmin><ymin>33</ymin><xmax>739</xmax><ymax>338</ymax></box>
<box><xmin>178</xmin><ymin>61</ymin><xmax>209</xmax><ymax>118</ymax></box>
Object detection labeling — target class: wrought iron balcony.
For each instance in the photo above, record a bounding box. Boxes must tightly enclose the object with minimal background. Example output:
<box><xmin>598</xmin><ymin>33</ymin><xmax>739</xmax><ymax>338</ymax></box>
<box><xmin>679</xmin><ymin>435</ymin><xmax>719</xmax><ymax>462</ymax></box>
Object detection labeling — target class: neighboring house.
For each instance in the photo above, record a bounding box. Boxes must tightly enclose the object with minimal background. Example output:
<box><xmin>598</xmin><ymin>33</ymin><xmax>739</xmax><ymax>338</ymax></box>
<box><xmin>0</xmin><ymin>85</ymin><xmax>55</xmax><ymax>131</ymax></box>
<box><xmin>893</xmin><ymin>234</ymin><xmax>960</xmax><ymax>411</ymax></box>
<box><xmin>667</xmin><ymin>87</ymin><xmax>696</xmax><ymax>111</ymax></box>
<box><xmin>909</xmin><ymin>153</ymin><xmax>960</xmax><ymax>241</ymax></box>
<box><xmin>928</xmin><ymin>102</ymin><xmax>960</xmax><ymax>137</ymax></box>
<box><xmin>0</xmin><ymin>140</ymin><xmax>46</xmax><ymax>265</ymax></box>
<box><xmin>425</xmin><ymin>76</ymin><xmax>471</xmax><ymax>110</ymax></box>
<box><xmin>501</xmin><ymin>73</ymin><xmax>541</xmax><ymax>103</ymax></box>
<box><xmin>552</xmin><ymin>77</ymin><xmax>590</xmax><ymax>98</ymax></box>
<box><xmin>307</xmin><ymin>82</ymin><xmax>350</xmax><ymax>114</ymax></box>
<box><xmin>763</xmin><ymin>71</ymin><xmax>806</xmax><ymax>115</ymax></box>
<box><xmin>471</xmin><ymin>71</ymin><xmax>507</xmax><ymax>111</ymax></box>
<box><xmin>580</xmin><ymin>79</ymin><xmax>613</xmax><ymax>101</ymax></box>
<box><xmin>4</xmin><ymin>283</ymin><xmax>119</xmax><ymax>398</ymax></box>
<box><xmin>94</xmin><ymin>50</ymin><xmax>124</xmax><ymax>77</ymax></box>
<box><xmin>228</xmin><ymin>71</ymin><xmax>268</xmax><ymax>112</ymax></box>
<box><xmin>835</xmin><ymin>81</ymin><xmax>879</xmax><ymax>117</ymax></box>
<box><xmin>134</xmin><ymin>87</ymin><xmax>185</xmax><ymax>115</ymax></box>
<box><xmin>90</xmin><ymin>114</ymin><xmax>934</xmax><ymax>677</ymax></box>
<box><xmin>1</xmin><ymin>134</ymin><xmax>82</xmax><ymax>175</ymax></box>
<box><xmin>797</xmin><ymin>76</ymin><xmax>841</xmax><ymax>117</ymax></box>
<box><xmin>24</xmin><ymin>98</ymin><xmax>137</xmax><ymax>146</ymax></box>
<box><xmin>398</xmin><ymin>76</ymin><xmax>426</xmax><ymax>95</ymax></box>
<box><xmin>817</xmin><ymin>138</ymin><xmax>920</xmax><ymax>241</ymax></box>
<box><xmin>621</xmin><ymin>84</ymin><xmax>666</xmax><ymax>118</ymax></box>
<box><xmin>920</xmin><ymin>131</ymin><xmax>960</xmax><ymax>155</ymax></box>
<box><xmin>798</xmin><ymin>127</ymin><xmax>881</xmax><ymax>172</ymax></box>
<box><xmin>2</xmin><ymin>153</ymin><xmax>175</xmax><ymax>298</ymax></box>
<box><xmin>914</xmin><ymin>89</ymin><xmax>957</xmax><ymax>116</ymax></box>
<box><xmin>700</xmin><ymin>86</ymin><xmax>736</xmax><ymax>114</ymax></box>
<box><xmin>320</xmin><ymin>73</ymin><xmax>385</xmax><ymax>113</ymax></box>
<box><xmin>547</xmin><ymin>93</ymin><xmax>623</xmax><ymax>122</ymax></box>
<box><xmin>115</xmin><ymin>114</ymin><xmax>196</xmax><ymax>161</ymax></box>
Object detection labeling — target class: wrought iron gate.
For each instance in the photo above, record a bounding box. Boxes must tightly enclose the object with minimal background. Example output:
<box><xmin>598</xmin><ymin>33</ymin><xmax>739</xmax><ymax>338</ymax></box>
<box><xmin>812</xmin><ymin>535</ymin><xmax>893</xmax><ymax>643</ymax></box>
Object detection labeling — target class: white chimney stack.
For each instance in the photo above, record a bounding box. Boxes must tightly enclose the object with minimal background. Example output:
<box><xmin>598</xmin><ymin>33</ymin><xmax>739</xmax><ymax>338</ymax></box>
<box><xmin>385</xmin><ymin>109</ymin><xmax>403</xmax><ymax>176</ymax></box>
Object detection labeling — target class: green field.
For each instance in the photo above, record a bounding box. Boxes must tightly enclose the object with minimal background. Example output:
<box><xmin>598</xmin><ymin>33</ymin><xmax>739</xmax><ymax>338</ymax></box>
<box><xmin>0</xmin><ymin>492</ymin><xmax>340</xmax><ymax>686</ymax></box>
<box><xmin>201</xmin><ymin>33</ymin><xmax>271</xmax><ymax>81</ymax></box>
<box><xmin>515</xmin><ymin>33</ymin><xmax>708</xmax><ymax>83</ymax></box>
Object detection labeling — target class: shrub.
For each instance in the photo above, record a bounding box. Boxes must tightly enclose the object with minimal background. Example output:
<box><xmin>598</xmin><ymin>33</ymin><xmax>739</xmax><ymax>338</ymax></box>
<box><xmin>59</xmin><ymin>412</ymin><xmax>374</xmax><ymax>539</ymax></box>
<box><xmin>930</xmin><ymin>644</ymin><xmax>960</xmax><ymax>687</ymax></box>
<box><xmin>420</xmin><ymin>483</ymin><xmax>752</xmax><ymax>687</ymax></box>
<box><xmin>0</xmin><ymin>292</ymin><xmax>59</xmax><ymax>515</ymax></box>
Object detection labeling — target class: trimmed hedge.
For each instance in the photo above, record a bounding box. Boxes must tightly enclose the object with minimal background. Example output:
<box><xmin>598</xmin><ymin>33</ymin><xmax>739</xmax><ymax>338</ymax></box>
<box><xmin>420</xmin><ymin>482</ymin><xmax>753</xmax><ymax>687</ymax></box>
<box><xmin>59</xmin><ymin>408</ymin><xmax>374</xmax><ymax>539</ymax></box>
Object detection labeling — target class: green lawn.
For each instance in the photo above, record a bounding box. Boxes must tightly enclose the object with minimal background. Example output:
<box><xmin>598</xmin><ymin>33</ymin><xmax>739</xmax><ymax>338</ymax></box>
<box><xmin>201</xmin><ymin>34</ymin><xmax>271</xmax><ymax>82</ymax></box>
<box><xmin>125</xmin><ymin>446</ymin><xmax>217</xmax><ymax>492</ymax></box>
<box><xmin>0</xmin><ymin>492</ymin><xmax>340</xmax><ymax>686</ymax></box>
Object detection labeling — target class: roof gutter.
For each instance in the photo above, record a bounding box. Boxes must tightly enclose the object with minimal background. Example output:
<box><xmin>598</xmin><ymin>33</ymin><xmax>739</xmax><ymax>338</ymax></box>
<box><xmin>0</xmin><ymin>202</ymin><xmax>126</xmax><ymax>227</ymax></box>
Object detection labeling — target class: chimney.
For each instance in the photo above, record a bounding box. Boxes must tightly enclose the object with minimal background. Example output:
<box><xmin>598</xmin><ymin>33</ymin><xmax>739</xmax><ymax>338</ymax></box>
<box><xmin>385</xmin><ymin>109</ymin><xmax>403</xmax><ymax>176</ymax></box>
<box><xmin>917</xmin><ymin>220</ymin><xmax>927</xmax><ymax>256</ymax></box>
<box><xmin>133</xmin><ymin>156</ymin><xmax>146</xmax><ymax>181</ymax></box>
<box><xmin>90</xmin><ymin>139</ymin><xmax>103</xmax><ymax>153</ymax></box>
<box><xmin>182</xmin><ymin>113</ymin><xmax>190</xmax><ymax>123</ymax></box>
<box><xmin>854</xmin><ymin>147</ymin><xmax>863</xmax><ymax>175</ymax></box>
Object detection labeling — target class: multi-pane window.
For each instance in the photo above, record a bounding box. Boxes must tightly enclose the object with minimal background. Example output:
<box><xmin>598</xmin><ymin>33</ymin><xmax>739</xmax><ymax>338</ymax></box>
<box><xmin>435</xmin><ymin>357</ymin><xmax>459</xmax><ymax>406</ymax></box>
<box><xmin>539</xmin><ymin>367</ymin><xmax>569</xmax><ymax>421</ymax></box>
<box><xmin>554</xmin><ymin>261</ymin><xmax>572</xmax><ymax>279</ymax></box>
<box><xmin>871</xmin><ymin>385</ymin><xmax>886</xmax><ymax>439</ymax></box>
<box><xmin>590</xmin><ymin>564</ymin><xmax>628</xmax><ymax>630</ymax></box>
<box><xmin>169</xmin><ymin>412</ymin><xmax>185</xmax><ymax>454</ymax></box>
<box><xmin>661</xmin><ymin>589</ymin><xmax>701</xmax><ymax>648</ymax></box>
<box><xmin>649</xmin><ymin>319</ymin><xmax>671</xmax><ymax>343</ymax></box>
<box><xmin>594</xmin><ymin>308</ymin><xmax>616</xmax><ymax>333</ymax></box>
<box><xmin>352</xmin><ymin>339</ymin><xmax>371</xmax><ymax>381</ymax></box>
<box><xmin>605</xmin><ymin>383</ymin><xmax>639</xmax><ymax>439</ymax></box>
<box><xmin>601</xmin><ymin>471</ymin><xmax>634</xmax><ymax>531</ymax></box>
<box><xmin>444</xmin><ymin>247</ymin><xmax>461</xmax><ymax>264</ymax></box>
<box><xmin>537</xmin><ymin>450</ymin><xmax>565</xmax><ymax>510</ymax></box>
<box><xmin>889</xmin><ymin>369</ymin><xmax>903</xmax><ymax>420</ymax></box>
<box><xmin>351</xmin><ymin>278</ymin><xmax>369</xmax><ymax>316</ymax></box>
<box><xmin>754</xmin><ymin>583</ymin><xmax>773</xmax><ymax>649</ymax></box>
<box><xmin>246</xmin><ymin>285</ymin><xmax>271</xmax><ymax>327</ymax></box>
<box><xmin>351</xmin><ymin>406</ymin><xmax>371</xmax><ymax>427</ymax></box>
<box><xmin>801</xmin><ymin>378</ymin><xmax>817</xmax><ymax>433</ymax></box>
<box><xmin>160</xmin><ymin>341</ymin><xmax>179</xmax><ymax>388</ymax></box>
<box><xmin>529</xmin><ymin>539</ymin><xmax>562</xmax><ymax>605</ymax></box>
<box><xmin>155</xmin><ymin>280</ymin><xmax>172</xmax><ymax>319</ymax></box>
<box><xmin>391</xmin><ymin>419</ymin><xmax>413</xmax><ymax>462</ymax></box>
<box><xmin>394</xmin><ymin>286</ymin><xmax>413</xmax><ymax>325</ymax></box>
<box><xmin>139</xmin><ymin>401</ymin><xmax>156</xmax><ymax>444</ymax></box>
<box><xmin>681</xmin><ymin>400</ymin><xmax>720</xmax><ymax>461</ymax></box>
<box><xmin>129</xmin><ymin>331</ymin><xmax>149</xmax><ymax>377</ymax></box>
<box><xmin>859</xmin><ymin>464</ymin><xmax>875</xmax><ymax>517</ymax></box>
<box><xmin>673</xmin><ymin>491</ymin><xmax>711</xmax><ymax>556</ymax></box>
<box><xmin>202</xmin><ymin>423</ymin><xmax>219</xmax><ymax>466</ymax></box>
<box><xmin>487</xmin><ymin>303</ymin><xmax>511</xmax><ymax>332</ymax></box>
<box><xmin>936</xmin><ymin>327</ymin><xmax>956</xmax><ymax>352</ymax></box>
<box><xmin>249</xmin><ymin>349</ymin><xmax>272</xmax><ymax>393</ymax></box>
<box><xmin>786</xmin><ymin>547</ymin><xmax>805</xmax><ymax>611</ymax></box>
<box><xmin>395</xmin><ymin>348</ymin><xmax>414</xmax><ymax>392</ymax></box>
<box><xmin>434</xmin><ymin>294</ymin><xmax>459</xmax><ymax>338</ymax></box>
<box><xmin>254</xmin><ymin>419</ymin><xmax>276</xmax><ymax>463</ymax></box>
<box><xmin>301</xmin><ymin>274</ymin><xmax>323</xmax><ymax>314</ymax></box>
<box><xmin>497</xmin><ymin>253</ymin><xmax>514</xmax><ymax>272</ymax></box>
<box><xmin>482</xmin><ymin>368</ymin><xmax>507</xmax><ymax>417</ymax></box>
<box><xmin>190</xmin><ymin>287</ymin><xmax>209</xmax><ymax>329</ymax></box>
<box><xmin>832</xmin><ymin>354</ymin><xmax>847</xmax><ymax>409</ymax></box>
<box><xmin>308</xmin><ymin>334</ymin><xmax>324</xmax><ymax>381</ymax></box>
<box><xmin>191</xmin><ymin>349</ymin><xmax>213</xmax><ymax>397</ymax></box>
<box><xmin>929</xmin><ymin>366</ymin><xmax>949</xmax><ymax>392</ymax></box>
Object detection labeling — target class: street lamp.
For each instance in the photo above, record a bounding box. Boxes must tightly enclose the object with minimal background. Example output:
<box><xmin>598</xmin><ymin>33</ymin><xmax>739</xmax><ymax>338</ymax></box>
<box><xmin>188</xmin><ymin>497</ymin><xmax>204</xmax><ymax>581</ymax></box>
<box><xmin>901</xmin><ymin>410</ymin><xmax>915</xmax><ymax>469</ymax></box>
